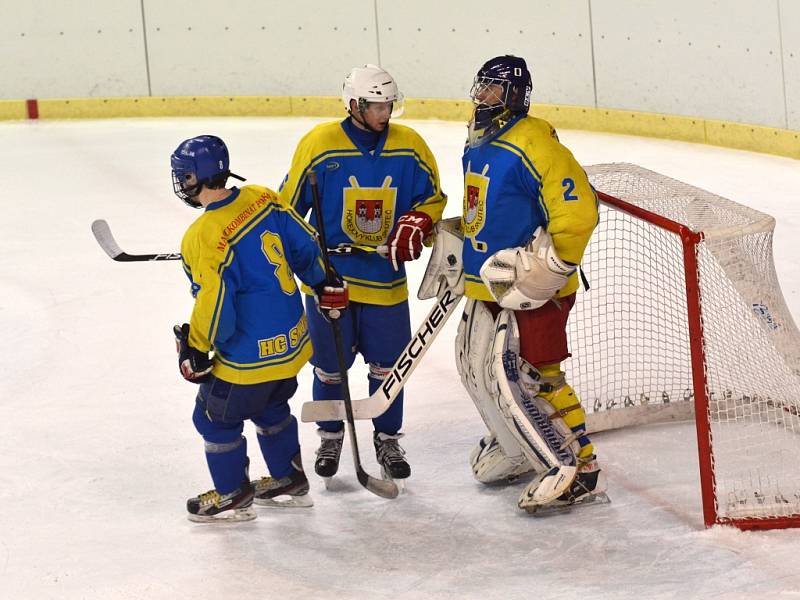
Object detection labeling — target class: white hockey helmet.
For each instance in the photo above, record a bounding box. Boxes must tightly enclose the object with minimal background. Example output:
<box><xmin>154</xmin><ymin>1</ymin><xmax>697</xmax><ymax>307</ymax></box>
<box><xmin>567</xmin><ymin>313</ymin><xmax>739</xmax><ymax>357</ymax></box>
<box><xmin>342</xmin><ymin>64</ymin><xmax>404</xmax><ymax>117</ymax></box>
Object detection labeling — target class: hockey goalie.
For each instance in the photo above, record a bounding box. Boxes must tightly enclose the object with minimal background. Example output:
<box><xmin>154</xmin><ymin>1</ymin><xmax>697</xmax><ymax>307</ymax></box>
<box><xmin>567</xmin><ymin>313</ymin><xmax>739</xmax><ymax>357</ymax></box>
<box><xmin>453</xmin><ymin>54</ymin><xmax>609</xmax><ymax>513</ymax></box>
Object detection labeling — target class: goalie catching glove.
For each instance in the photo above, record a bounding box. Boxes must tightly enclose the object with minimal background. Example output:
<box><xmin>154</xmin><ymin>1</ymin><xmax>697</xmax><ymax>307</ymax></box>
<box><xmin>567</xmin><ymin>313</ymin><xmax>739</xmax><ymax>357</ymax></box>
<box><xmin>173</xmin><ymin>323</ymin><xmax>213</xmax><ymax>383</ymax></box>
<box><xmin>386</xmin><ymin>210</ymin><xmax>433</xmax><ymax>271</ymax></box>
<box><xmin>313</xmin><ymin>276</ymin><xmax>349</xmax><ymax>321</ymax></box>
<box><xmin>479</xmin><ymin>226</ymin><xmax>575</xmax><ymax>310</ymax></box>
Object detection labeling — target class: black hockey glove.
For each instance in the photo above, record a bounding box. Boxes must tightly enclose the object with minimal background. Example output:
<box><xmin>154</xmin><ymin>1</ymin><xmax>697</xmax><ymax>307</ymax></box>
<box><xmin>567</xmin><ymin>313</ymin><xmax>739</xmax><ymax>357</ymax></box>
<box><xmin>312</xmin><ymin>275</ymin><xmax>349</xmax><ymax>321</ymax></box>
<box><xmin>173</xmin><ymin>323</ymin><xmax>213</xmax><ymax>384</ymax></box>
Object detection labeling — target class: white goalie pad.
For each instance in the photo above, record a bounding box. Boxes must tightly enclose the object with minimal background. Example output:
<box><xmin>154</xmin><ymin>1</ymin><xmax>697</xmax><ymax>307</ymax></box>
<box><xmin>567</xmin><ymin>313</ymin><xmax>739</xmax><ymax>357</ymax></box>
<box><xmin>486</xmin><ymin>310</ymin><xmax>579</xmax><ymax>473</ymax></box>
<box><xmin>479</xmin><ymin>227</ymin><xmax>575</xmax><ymax>310</ymax></box>
<box><xmin>418</xmin><ymin>216</ymin><xmax>465</xmax><ymax>300</ymax></box>
<box><xmin>455</xmin><ymin>299</ymin><xmax>536</xmax><ymax>482</ymax></box>
<box><xmin>469</xmin><ymin>433</ymin><xmax>536</xmax><ymax>484</ymax></box>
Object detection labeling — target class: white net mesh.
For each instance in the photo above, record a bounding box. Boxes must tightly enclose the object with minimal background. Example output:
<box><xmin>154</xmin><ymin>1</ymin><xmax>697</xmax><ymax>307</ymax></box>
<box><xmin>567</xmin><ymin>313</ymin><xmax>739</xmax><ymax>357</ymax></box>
<box><xmin>570</xmin><ymin>163</ymin><xmax>800</xmax><ymax>526</ymax></box>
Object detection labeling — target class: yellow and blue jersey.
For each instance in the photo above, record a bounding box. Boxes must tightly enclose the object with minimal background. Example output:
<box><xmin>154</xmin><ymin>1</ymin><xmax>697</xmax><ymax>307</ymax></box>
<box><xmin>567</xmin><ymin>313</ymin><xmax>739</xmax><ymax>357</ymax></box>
<box><xmin>279</xmin><ymin>118</ymin><xmax>446</xmax><ymax>305</ymax></box>
<box><xmin>461</xmin><ymin>114</ymin><xmax>598</xmax><ymax>301</ymax></box>
<box><xmin>181</xmin><ymin>185</ymin><xmax>326</xmax><ymax>384</ymax></box>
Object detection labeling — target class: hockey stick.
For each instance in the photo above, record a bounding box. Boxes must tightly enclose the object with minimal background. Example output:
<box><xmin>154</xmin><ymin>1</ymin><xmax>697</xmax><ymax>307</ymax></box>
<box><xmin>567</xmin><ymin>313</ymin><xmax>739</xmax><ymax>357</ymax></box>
<box><xmin>91</xmin><ymin>219</ymin><xmax>383</xmax><ymax>262</ymax></box>
<box><xmin>91</xmin><ymin>219</ymin><xmax>182</xmax><ymax>262</ymax></box>
<box><xmin>307</xmin><ymin>171</ymin><xmax>399</xmax><ymax>500</ymax></box>
<box><xmin>301</xmin><ymin>285</ymin><xmax>462</xmax><ymax>423</ymax></box>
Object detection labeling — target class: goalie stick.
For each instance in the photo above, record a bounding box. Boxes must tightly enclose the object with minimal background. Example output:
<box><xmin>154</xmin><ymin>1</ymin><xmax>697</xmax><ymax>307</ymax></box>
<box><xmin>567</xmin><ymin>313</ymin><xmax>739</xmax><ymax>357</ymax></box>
<box><xmin>91</xmin><ymin>219</ymin><xmax>385</xmax><ymax>262</ymax></box>
<box><xmin>301</xmin><ymin>284</ymin><xmax>463</xmax><ymax>423</ymax></box>
<box><xmin>307</xmin><ymin>170</ymin><xmax>399</xmax><ymax>500</ymax></box>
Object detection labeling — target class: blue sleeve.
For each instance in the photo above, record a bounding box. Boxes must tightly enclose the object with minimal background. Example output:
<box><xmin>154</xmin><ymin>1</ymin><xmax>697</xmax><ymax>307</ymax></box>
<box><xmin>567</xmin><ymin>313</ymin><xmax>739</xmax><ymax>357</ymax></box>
<box><xmin>210</xmin><ymin>257</ymin><xmax>241</xmax><ymax>346</ymax></box>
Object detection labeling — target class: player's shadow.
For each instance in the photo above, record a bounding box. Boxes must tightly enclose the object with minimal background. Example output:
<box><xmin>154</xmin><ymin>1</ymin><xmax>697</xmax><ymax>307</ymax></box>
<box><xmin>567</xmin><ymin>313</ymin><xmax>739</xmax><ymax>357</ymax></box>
<box><xmin>317</xmin><ymin>476</ymin><xmax>362</xmax><ymax>494</ymax></box>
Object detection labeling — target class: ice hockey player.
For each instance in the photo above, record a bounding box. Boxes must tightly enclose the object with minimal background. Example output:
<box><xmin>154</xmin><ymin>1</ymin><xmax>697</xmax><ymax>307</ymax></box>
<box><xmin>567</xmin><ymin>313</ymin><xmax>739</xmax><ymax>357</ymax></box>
<box><xmin>171</xmin><ymin>135</ymin><xmax>348</xmax><ymax>522</ymax></box>
<box><xmin>455</xmin><ymin>55</ymin><xmax>608</xmax><ymax>512</ymax></box>
<box><xmin>279</xmin><ymin>65</ymin><xmax>447</xmax><ymax>486</ymax></box>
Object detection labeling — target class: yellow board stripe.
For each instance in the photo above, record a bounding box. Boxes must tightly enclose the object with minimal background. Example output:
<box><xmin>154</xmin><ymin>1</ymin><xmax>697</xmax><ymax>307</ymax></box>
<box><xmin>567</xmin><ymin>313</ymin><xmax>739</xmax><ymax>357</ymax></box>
<box><xmin>1</xmin><ymin>95</ymin><xmax>797</xmax><ymax>160</ymax></box>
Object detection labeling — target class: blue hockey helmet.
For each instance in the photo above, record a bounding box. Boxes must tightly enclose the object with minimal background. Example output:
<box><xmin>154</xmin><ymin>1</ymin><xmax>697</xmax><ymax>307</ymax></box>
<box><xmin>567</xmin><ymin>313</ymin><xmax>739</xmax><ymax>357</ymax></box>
<box><xmin>170</xmin><ymin>135</ymin><xmax>244</xmax><ymax>208</ymax></box>
<box><xmin>468</xmin><ymin>55</ymin><xmax>532</xmax><ymax>146</ymax></box>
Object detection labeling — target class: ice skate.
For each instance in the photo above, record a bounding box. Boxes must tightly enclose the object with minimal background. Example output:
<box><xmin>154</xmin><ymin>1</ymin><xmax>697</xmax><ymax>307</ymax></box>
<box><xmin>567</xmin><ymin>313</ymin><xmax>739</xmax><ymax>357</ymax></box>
<box><xmin>186</xmin><ymin>479</ymin><xmax>256</xmax><ymax>523</ymax></box>
<box><xmin>314</xmin><ymin>428</ymin><xmax>344</xmax><ymax>489</ymax></box>
<box><xmin>374</xmin><ymin>432</ymin><xmax>410</xmax><ymax>491</ymax></box>
<box><xmin>518</xmin><ymin>455</ymin><xmax>609</xmax><ymax>515</ymax></box>
<box><xmin>253</xmin><ymin>453</ymin><xmax>313</xmax><ymax>508</ymax></box>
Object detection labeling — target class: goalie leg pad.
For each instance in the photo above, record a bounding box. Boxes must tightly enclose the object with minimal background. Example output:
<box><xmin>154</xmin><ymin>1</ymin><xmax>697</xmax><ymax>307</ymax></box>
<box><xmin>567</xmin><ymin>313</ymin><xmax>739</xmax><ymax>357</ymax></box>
<box><xmin>456</xmin><ymin>299</ymin><xmax>535</xmax><ymax>479</ymax></box>
<box><xmin>486</xmin><ymin>311</ymin><xmax>580</xmax><ymax>474</ymax></box>
<box><xmin>469</xmin><ymin>433</ymin><xmax>536</xmax><ymax>484</ymax></box>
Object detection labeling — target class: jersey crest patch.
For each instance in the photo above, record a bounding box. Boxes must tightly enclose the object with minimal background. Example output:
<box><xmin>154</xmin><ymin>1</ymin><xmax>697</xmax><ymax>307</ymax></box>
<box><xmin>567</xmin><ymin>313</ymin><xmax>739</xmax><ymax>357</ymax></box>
<box><xmin>463</xmin><ymin>161</ymin><xmax>490</xmax><ymax>252</ymax></box>
<box><xmin>342</xmin><ymin>175</ymin><xmax>396</xmax><ymax>244</ymax></box>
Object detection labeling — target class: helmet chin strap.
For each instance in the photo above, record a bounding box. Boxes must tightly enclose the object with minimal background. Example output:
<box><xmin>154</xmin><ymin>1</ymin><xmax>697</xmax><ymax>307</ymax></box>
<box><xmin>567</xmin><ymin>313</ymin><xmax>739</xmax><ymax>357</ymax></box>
<box><xmin>349</xmin><ymin>109</ymin><xmax>383</xmax><ymax>134</ymax></box>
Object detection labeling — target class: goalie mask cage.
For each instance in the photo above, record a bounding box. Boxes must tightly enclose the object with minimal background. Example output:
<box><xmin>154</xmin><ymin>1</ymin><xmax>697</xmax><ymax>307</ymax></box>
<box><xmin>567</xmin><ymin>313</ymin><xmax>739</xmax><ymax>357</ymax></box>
<box><xmin>571</xmin><ymin>163</ymin><xmax>800</xmax><ymax>530</ymax></box>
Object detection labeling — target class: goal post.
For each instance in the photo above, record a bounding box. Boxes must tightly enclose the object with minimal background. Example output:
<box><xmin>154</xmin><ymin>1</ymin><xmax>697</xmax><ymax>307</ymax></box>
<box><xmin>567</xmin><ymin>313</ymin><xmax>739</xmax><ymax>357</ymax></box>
<box><xmin>572</xmin><ymin>163</ymin><xmax>800</xmax><ymax>530</ymax></box>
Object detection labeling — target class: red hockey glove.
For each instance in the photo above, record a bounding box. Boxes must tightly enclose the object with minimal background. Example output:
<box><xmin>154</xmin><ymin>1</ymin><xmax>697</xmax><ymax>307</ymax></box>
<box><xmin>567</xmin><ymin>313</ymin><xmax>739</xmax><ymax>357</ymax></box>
<box><xmin>313</xmin><ymin>278</ymin><xmax>349</xmax><ymax>321</ymax></box>
<box><xmin>173</xmin><ymin>323</ymin><xmax>213</xmax><ymax>383</ymax></box>
<box><xmin>386</xmin><ymin>210</ymin><xmax>434</xmax><ymax>271</ymax></box>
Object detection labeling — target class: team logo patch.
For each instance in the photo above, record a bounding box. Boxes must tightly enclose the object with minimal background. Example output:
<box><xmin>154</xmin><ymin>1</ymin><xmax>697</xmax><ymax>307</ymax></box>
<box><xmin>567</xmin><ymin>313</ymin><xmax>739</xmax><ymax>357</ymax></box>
<box><xmin>355</xmin><ymin>199</ymin><xmax>384</xmax><ymax>234</ymax></box>
<box><xmin>463</xmin><ymin>162</ymin><xmax>490</xmax><ymax>252</ymax></box>
<box><xmin>342</xmin><ymin>175</ymin><xmax>396</xmax><ymax>244</ymax></box>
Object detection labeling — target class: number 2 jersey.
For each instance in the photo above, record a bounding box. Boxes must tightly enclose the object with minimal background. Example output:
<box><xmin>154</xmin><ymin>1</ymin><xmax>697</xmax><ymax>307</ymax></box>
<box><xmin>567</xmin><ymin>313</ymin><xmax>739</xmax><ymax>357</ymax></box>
<box><xmin>181</xmin><ymin>185</ymin><xmax>326</xmax><ymax>384</ymax></box>
<box><xmin>462</xmin><ymin>114</ymin><xmax>599</xmax><ymax>301</ymax></box>
<box><xmin>279</xmin><ymin>118</ymin><xmax>446</xmax><ymax>305</ymax></box>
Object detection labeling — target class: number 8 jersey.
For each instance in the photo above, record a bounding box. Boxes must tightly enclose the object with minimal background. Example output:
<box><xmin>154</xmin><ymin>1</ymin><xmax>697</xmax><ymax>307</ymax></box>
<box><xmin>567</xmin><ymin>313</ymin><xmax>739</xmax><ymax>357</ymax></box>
<box><xmin>461</xmin><ymin>114</ymin><xmax>599</xmax><ymax>302</ymax></box>
<box><xmin>180</xmin><ymin>185</ymin><xmax>326</xmax><ymax>384</ymax></box>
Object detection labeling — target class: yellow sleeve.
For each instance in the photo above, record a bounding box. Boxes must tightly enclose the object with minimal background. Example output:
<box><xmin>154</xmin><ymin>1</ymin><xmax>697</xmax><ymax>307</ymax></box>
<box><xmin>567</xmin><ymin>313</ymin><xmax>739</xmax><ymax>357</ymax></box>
<box><xmin>278</xmin><ymin>138</ymin><xmax>312</xmax><ymax>210</ymax></box>
<box><xmin>181</xmin><ymin>221</ymin><xmax>229</xmax><ymax>352</ymax></box>
<box><xmin>537</xmin><ymin>138</ymin><xmax>598</xmax><ymax>265</ymax></box>
<box><xmin>408</xmin><ymin>132</ymin><xmax>447</xmax><ymax>225</ymax></box>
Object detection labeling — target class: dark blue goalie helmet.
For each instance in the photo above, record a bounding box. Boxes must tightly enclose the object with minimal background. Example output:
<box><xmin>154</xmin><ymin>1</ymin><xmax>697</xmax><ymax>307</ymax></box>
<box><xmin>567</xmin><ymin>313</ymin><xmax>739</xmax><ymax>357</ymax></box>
<box><xmin>468</xmin><ymin>55</ymin><xmax>532</xmax><ymax>146</ymax></box>
<box><xmin>170</xmin><ymin>135</ymin><xmax>244</xmax><ymax>208</ymax></box>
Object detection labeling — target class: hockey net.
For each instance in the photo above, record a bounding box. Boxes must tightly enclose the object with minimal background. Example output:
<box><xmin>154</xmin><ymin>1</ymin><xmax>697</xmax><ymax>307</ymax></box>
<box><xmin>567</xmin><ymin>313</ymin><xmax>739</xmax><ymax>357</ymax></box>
<box><xmin>569</xmin><ymin>163</ymin><xmax>800</xmax><ymax>530</ymax></box>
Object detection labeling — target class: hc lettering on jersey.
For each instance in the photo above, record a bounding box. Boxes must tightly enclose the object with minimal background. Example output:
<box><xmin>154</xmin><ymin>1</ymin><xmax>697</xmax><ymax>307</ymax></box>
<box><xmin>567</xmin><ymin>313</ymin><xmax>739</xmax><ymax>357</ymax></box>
<box><xmin>341</xmin><ymin>175</ymin><xmax>396</xmax><ymax>244</ymax></box>
<box><xmin>258</xmin><ymin>315</ymin><xmax>308</xmax><ymax>358</ymax></box>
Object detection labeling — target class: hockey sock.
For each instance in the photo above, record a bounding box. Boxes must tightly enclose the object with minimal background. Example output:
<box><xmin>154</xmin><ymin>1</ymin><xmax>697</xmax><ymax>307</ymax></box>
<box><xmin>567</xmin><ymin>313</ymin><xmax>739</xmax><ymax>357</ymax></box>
<box><xmin>204</xmin><ymin>435</ymin><xmax>248</xmax><ymax>494</ymax></box>
<box><xmin>312</xmin><ymin>370</ymin><xmax>347</xmax><ymax>432</ymax></box>
<box><xmin>538</xmin><ymin>363</ymin><xmax>594</xmax><ymax>459</ymax></box>
<box><xmin>255</xmin><ymin>415</ymin><xmax>301</xmax><ymax>480</ymax></box>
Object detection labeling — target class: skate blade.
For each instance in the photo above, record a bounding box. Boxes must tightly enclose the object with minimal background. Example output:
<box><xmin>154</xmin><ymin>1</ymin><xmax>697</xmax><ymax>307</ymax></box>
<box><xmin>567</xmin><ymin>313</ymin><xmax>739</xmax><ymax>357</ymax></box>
<box><xmin>381</xmin><ymin>468</ymin><xmax>407</xmax><ymax>493</ymax></box>
<box><xmin>524</xmin><ymin>491</ymin><xmax>611</xmax><ymax>516</ymax></box>
<box><xmin>254</xmin><ymin>494</ymin><xmax>314</xmax><ymax>508</ymax></box>
<box><xmin>187</xmin><ymin>506</ymin><xmax>257</xmax><ymax>523</ymax></box>
<box><xmin>322</xmin><ymin>477</ymin><xmax>334</xmax><ymax>491</ymax></box>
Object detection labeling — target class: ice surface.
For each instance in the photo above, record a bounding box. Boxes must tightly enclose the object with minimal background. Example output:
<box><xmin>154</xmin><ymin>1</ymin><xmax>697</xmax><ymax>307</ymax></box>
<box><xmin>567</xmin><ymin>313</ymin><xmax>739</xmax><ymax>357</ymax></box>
<box><xmin>1</xmin><ymin>116</ymin><xmax>799</xmax><ymax>599</ymax></box>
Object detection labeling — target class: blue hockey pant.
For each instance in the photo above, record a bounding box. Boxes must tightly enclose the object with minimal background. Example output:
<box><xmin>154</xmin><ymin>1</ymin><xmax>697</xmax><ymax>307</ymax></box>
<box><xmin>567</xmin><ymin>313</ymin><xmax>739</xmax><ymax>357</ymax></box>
<box><xmin>192</xmin><ymin>375</ymin><xmax>300</xmax><ymax>494</ymax></box>
<box><xmin>304</xmin><ymin>296</ymin><xmax>411</xmax><ymax>435</ymax></box>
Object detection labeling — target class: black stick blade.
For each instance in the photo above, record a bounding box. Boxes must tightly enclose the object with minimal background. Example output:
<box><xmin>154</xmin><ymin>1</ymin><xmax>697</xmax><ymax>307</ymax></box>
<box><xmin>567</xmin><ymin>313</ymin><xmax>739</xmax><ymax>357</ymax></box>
<box><xmin>357</xmin><ymin>469</ymin><xmax>400</xmax><ymax>499</ymax></box>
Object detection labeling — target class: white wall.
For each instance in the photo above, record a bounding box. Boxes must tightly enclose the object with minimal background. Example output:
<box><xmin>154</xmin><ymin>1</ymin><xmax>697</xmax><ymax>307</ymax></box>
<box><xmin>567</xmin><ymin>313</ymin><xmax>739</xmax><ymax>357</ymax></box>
<box><xmin>1</xmin><ymin>0</ymin><xmax>797</xmax><ymax>129</ymax></box>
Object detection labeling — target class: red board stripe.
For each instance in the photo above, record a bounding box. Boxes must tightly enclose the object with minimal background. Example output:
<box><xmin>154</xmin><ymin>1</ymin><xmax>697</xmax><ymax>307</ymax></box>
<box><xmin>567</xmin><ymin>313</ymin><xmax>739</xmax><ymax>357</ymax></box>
<box><xmin>26</xmin><ymin>99</ymin><xmax>39</xmax><ymax>119</ymax></box>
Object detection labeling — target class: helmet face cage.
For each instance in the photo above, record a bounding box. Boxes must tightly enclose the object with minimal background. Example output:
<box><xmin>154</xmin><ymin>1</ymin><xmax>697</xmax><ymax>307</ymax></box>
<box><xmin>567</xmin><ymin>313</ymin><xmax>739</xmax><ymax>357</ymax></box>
<box><xmin>470</xmin><ymin>75</ymin><xmax>514</xmax><ymax>108</ymax></box>
<box><xmin>171</xmin><ymin>168</ymin><xmax>202</xmax><ymax>207</ymax></box>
